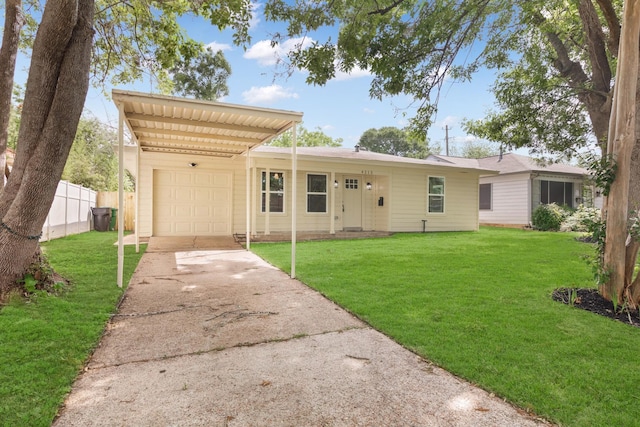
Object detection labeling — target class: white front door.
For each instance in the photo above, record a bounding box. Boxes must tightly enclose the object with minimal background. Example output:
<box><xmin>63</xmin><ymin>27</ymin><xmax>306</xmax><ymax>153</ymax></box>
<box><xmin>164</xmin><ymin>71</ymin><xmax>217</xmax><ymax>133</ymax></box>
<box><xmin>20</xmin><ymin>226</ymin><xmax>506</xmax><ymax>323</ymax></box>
<box><xmin>343</xmin><ymin>177</ymin><xmax>362</xmax><ymax>230</ymax></box>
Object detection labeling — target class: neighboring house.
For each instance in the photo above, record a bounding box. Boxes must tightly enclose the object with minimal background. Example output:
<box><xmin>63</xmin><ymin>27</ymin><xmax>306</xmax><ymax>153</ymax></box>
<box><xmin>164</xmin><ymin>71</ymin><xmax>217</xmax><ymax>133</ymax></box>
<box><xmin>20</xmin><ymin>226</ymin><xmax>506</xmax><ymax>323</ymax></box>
<box><xmin>429</xmin><ymin>152</ymin><xmax>593</xmax><ymax>227</ymax></box>
<box><xmin>114</xmin><ymin>90</ymin><xmax>497</xmax><ymax>239</ymax></box>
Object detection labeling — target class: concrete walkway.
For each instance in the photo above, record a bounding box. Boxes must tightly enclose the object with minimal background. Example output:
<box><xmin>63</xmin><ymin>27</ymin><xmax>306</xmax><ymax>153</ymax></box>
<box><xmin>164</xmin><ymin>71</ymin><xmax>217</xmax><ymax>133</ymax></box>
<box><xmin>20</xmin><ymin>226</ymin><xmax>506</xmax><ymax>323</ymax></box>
<box><xmin>54</xmin><ymin>237</ymin><xmax>550</xmax><ymax>426</ymax></box>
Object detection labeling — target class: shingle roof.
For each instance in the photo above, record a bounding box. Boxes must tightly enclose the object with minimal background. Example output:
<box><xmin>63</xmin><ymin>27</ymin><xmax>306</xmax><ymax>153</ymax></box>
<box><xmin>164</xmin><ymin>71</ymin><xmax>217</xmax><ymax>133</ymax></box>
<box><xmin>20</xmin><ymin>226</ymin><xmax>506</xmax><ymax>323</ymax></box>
<box><xmin>477</xmin><ymin>153</ymin><xmax>588</xmax><ymax>176</ymax></box>
<box><xmin>253</xmin><ymin>146</ymin><xmax>498</xmax><ymax>173</ymax></box>
<box><xmin>428</xmin><ymin>153</ymin><xmax>588</xmax><ymax>176</ymax></box>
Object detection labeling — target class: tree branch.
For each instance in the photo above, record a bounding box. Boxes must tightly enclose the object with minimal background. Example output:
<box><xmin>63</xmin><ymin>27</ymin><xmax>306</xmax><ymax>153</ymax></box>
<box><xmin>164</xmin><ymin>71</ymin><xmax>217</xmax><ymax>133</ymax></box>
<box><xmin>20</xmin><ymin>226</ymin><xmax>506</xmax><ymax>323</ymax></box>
<box><xmin>594</xmin><ymin>0</ymin><xmax>621</xmax><ymax>56</ymax></box>
<box><xmin>578</xmin><ymin>0</ymin><xmax>612</xmax><ymax>95</ymax></box>
<box><xmin>368</xmin><ymin>0</ymin><xmax>407</xmax><ymax>16</ymax></box>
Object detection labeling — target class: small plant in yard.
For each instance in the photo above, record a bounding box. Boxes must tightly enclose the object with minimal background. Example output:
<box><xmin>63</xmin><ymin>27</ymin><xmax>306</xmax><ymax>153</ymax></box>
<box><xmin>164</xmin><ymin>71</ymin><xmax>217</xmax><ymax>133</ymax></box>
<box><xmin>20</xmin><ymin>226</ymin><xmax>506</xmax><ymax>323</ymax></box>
<box><xmin>532</xmin><ymin>203</ymin><xmax>569</xmax><ymax>231</ymax></box>
<box><xmin>569</xmin><ymin>288</ymin><xmax>578</xmax><ymax>306</ymax></box>
<box><xmin>15</xmin><ymin>252</ymin><xmax>69</xmax><ymax>299</ymax></box>
<box><xmin>560</xmin><ymin>205</ymin><xmax>601</xmax><ymax>232</ymax></box>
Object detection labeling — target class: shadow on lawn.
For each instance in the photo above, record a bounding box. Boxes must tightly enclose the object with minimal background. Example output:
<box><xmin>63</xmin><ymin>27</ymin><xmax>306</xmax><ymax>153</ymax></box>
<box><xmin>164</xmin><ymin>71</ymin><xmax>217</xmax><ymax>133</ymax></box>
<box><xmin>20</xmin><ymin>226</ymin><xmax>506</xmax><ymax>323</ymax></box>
<box><xmin>553</xmin><ymin>288</ymin><xmax>640</xmax><ymax>328</ymax></box>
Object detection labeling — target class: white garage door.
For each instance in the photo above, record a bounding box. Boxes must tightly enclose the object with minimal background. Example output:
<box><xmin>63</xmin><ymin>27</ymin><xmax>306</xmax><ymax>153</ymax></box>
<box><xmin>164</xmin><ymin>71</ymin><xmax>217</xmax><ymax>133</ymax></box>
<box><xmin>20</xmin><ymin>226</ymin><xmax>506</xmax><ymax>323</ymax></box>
<box><xmin>153</xmin><ymin>169</ymin><xmax>232</xmax><ymax>236</ymax></box>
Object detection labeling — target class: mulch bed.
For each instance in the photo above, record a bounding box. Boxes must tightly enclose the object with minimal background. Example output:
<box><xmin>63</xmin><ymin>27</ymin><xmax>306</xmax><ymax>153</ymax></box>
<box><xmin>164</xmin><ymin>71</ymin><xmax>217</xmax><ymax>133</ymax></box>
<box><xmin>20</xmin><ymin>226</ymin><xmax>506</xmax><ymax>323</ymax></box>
<box><xmin>552</xmin><ymin>288</ymin><xmax>640</xmax><ymax>328</ymax></box>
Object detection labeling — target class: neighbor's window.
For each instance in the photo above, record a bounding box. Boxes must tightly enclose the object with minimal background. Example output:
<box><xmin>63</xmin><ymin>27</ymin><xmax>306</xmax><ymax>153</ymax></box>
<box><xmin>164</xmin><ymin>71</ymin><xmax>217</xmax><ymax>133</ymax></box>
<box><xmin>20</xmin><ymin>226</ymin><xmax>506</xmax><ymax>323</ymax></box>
<box><xmin>428</xmin><ymin>176</ymin><xmax>445</xmax><ymax>213</ymax></box>
<box><xmin>261</xmin><ymin>171</ymin><xmax>284</xmax><ymax>213</ymax></box>
<box><xmin>541</xmin><ymin>180</ymin><xmax>573</xmax><ymax>208</ymax></box>
<box><xmin>479</xmin><ymin>183</ymin><xmax>492</xmax><ymax>210</ymax></box>
<box><xmin>307</xmin><ymin>174</ymin><xmax>327</xmax><ymax>213</ymax></box>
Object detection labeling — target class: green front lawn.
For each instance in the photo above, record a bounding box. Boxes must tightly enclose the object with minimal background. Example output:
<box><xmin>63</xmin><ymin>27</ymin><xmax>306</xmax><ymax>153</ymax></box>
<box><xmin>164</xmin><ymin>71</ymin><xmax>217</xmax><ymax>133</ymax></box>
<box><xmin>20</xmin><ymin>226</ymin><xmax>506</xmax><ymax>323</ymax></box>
<box><xmin>0</xmin><ymin>232</ymin><xmax>145</xmax><ymax>426</ymax></box>
<box><xmin>251</xmin><ymin>227</ymin><xmax>640</xmax><ymax>427</ymax></box>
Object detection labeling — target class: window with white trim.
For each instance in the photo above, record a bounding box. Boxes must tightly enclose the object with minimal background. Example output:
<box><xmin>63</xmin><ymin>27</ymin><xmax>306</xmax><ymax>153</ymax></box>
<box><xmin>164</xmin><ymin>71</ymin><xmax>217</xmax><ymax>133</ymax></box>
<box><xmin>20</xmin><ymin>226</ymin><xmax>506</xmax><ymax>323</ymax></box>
<box><xmin>428</xmin><ymin>176</ymin><xmax>445</xmax><ymax>213</ymax></box>
<box><xmin>479</xmin><ymin>183</ymin><xmax>492</xmax><ymax>210</ymax></box>
<box><xmin>261</xmin><ymin>171</ymin><xmax>284</xmax><ymax>213</ymax></box>
<box><xmin>307</xmin><ymin>174</ymin><xmax>327</xmax><ymax>213</ymax></box>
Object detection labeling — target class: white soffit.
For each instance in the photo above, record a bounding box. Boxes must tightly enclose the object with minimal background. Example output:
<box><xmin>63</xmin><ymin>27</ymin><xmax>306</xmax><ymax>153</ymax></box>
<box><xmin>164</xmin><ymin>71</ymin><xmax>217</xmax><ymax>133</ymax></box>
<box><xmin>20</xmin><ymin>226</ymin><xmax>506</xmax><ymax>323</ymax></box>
<box><xmin>112</xmin><ymin>90</ymin><xmax>303</xmax><ymax>158</ymax></box>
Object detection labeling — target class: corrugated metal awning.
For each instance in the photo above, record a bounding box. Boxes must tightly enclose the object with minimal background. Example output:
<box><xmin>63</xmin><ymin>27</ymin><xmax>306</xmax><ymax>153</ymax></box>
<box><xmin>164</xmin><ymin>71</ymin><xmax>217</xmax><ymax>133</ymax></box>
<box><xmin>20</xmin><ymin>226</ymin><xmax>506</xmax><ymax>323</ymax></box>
<box><xmin>112</xmin><ymin>90</ymin><xmax>303</xmax><ymax>158</ymax></box>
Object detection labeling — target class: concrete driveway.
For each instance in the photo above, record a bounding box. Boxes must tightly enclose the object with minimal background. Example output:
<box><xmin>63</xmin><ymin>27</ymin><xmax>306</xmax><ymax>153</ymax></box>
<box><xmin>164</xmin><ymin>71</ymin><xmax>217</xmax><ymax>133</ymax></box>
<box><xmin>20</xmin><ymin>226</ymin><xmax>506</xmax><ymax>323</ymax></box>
<box><xmin>53</xmin><ymin>237</ymin><xmax>550</xmax><ymax>426</ymax></box>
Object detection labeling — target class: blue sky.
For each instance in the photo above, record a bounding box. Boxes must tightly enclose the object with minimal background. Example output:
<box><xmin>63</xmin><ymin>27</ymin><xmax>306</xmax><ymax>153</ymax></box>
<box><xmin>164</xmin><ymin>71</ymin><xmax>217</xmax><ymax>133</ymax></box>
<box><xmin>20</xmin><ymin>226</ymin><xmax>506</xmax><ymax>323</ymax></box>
<box><xmin>10</xmin><ymin>4</ymin><xmax>502</xmax><ymax>153</ymax></box>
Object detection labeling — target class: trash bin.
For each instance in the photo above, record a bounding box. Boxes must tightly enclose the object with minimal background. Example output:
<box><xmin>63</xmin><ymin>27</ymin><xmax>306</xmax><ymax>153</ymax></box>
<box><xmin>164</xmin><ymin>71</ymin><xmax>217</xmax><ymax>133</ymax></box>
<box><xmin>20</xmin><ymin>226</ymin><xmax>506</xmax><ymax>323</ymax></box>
<box><xmin>92</xmin><ymin>207</ymin><xmax>111</xmax><ymax>232</ymax></box>
<box><xmin>109</xmin><ymin>208</ymin><xmax>118</xmax><ymax>231</ymax></box>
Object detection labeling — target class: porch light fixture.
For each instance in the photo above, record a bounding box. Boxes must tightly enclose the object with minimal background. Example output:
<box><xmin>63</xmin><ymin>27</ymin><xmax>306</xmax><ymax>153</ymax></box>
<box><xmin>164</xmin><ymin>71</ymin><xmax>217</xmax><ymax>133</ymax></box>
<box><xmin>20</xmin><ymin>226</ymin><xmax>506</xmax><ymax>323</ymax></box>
<box><xmin>366</xmin><ymin>182</ymin><xmax>372</xmax><ymax>190</ymax></box>
<box><xmin>334</xmin><ymin>180</ymin><xmax>339</xmax><ymax>188</ymax></box>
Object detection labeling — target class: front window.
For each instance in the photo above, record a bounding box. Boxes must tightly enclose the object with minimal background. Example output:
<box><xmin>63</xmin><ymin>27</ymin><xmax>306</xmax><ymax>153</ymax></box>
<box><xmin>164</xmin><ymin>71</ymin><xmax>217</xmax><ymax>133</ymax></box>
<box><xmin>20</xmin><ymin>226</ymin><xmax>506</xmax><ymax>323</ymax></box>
<box><xmin>261</xmin><ymin>171</ymin><xmax>284</xmax><ymax>213</ymax></box>
<box><xmin>307</xmin><ymin>174</ymin><xmax>327</xmax><ymax>213</ymax></box>
<box><xmin>479</xmin><ymin>183</ymin><xmax>492</xmax><ymax>210</ymax></box>
<box><xmin>428</xmin><ymin>176</ymin><xmax>445</xmax><ymax>213</ymax></box>
<box><xmin>541</xmin><ymin>180</ymin><xmax>573</xmax><ymax>208</ymax></box>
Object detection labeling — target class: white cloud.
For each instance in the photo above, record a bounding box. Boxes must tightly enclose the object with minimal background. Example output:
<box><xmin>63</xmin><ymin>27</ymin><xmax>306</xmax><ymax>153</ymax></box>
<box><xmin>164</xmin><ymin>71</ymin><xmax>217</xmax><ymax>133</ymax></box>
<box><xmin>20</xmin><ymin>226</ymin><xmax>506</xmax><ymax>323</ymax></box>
<box><xmin>205</xmin><ymin>42</ymin><xmax>232</xmax><ymax>52</ymax></box>
<box><xmin>333</xmin><ymin>65</ymin><xmax>371</xmax><ymax>81</ymax></box>
<box><xmin>363</xmin><ymin>108</ymin><xmax>375</xmax><ymax>114</ymax></box>
<box><xmin>249</xmin><ymin>2</ymin><xmax>262</xmax><ymax>30</ymax></box>
<box><xmin>461</xmin><ymin>135</ymin><xmax>480</xmax><ymax>143</ymax></box>
<box><xmin>321</xmin><ymin>124</ymin><xmax>335</xmax><ymax>132</ymax></box>
<box><xmin>242</xmin><ymin>85</ymin><xmax>299</xmax><ymax>104</ymax></box>
<box><xmin>441</xmin><ymin>115</ymin><xmax>459</xmax><ymax>127</ymax></box>
<box><xmin>244</xmin><ymin>37</ymin><xmax>314</xmax><ymax>66</ymax></box>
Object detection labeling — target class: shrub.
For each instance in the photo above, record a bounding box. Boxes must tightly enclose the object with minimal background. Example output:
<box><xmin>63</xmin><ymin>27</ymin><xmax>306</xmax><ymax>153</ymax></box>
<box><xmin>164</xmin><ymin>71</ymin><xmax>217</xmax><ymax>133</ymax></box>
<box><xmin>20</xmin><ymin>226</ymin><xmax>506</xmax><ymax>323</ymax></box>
<box><xmin>532</xmin><ymin>203</ymin><xmax>568</xmax><ymax>231</ymax></box>
<box><xmin>560</xmin><ymin>205</ymin><xmax>601</xmax><ymax>232</ymax></box>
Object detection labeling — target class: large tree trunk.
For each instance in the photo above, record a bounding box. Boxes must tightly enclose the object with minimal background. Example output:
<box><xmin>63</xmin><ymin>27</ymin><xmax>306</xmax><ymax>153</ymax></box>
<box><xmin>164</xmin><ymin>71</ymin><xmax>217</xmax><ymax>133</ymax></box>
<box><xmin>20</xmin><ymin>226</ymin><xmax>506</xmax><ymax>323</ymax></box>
<box><xmin>601</xmin><ymin>0</ymin><xmax>640</xmax><ymax>304</ymax></box>
<box><xmin>0</xmin><ymin>0</ymin><xmax>95</xmax><ymax>299</ymax></box>
<box><xmin>0</xmin><ymin>0</ymin><xmax>23</xmax><ymax>187</ymax></box>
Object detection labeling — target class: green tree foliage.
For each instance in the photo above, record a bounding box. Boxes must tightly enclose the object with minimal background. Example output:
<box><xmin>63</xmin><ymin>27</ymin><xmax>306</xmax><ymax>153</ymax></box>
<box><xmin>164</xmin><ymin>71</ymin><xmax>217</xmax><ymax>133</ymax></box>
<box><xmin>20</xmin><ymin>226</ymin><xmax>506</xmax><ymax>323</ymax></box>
<box><xmin>359</xmin><ymin>127</ymin><xmax>430</xmax><ymax>158</ymax></box>
<box><xmin>450</xmin><ymin>140</ymin><xmax>500</xmax><ymax>158</ymax></box>
<box><xmin>264</xmin><ymin>0</ymin><xmax>516</xmax><ymax>136</ymax></box>
<box><xmin>61</xmin><ymin>117</ymin><xmax>134</xmax><ymax>191</ymax></box>
<box><xmin>267</xmin><ymin>124</ymin><xmax>343</xmax><ymax>147</ymax></box>
<box><xmin>170</xmin><ymin>47</ymin><xmax>232</xmax><ymax>100</ymax></box>
<box><xmin>461</xmin><ymin>3</ymin><xmax>602</xmax><ymax>158</ymax></box>
<box><xmin>89</xmin><ymin>0</ymin><xmax>252</xmax><ymax>90</ymax></box>
<box><xmin>0</xmin><ymin>0</ymin><xmax>254</xmax><ymax>297</ymax></box>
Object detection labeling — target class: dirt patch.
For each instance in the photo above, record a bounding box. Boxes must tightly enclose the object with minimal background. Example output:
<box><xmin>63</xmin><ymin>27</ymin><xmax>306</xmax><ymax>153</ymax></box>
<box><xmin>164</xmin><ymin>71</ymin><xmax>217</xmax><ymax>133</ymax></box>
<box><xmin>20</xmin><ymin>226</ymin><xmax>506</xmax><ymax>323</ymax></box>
<box><xmin>552</xmin><ymin>288</ymin><xmax>640</xmax><ymax>327</ymax></box>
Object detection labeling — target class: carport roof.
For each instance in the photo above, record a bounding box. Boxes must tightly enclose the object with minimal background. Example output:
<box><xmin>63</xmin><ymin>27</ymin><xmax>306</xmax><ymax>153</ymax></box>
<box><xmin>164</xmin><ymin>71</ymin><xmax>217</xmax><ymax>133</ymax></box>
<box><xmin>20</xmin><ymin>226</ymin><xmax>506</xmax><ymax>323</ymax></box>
<box><xmin>112</xmin><ymin>90</ymin><xmax>303</xmax><ymax>158</ymax></box>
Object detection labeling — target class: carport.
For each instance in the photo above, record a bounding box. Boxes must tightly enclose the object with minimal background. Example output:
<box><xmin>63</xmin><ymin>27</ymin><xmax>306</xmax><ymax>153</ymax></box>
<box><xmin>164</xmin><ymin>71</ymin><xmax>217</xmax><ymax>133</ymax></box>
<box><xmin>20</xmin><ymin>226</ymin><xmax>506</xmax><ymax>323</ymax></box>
<box><xmin>112</xmin><ymin>90</ymin><xmax>303</xmax><ymax>286</ymax></box>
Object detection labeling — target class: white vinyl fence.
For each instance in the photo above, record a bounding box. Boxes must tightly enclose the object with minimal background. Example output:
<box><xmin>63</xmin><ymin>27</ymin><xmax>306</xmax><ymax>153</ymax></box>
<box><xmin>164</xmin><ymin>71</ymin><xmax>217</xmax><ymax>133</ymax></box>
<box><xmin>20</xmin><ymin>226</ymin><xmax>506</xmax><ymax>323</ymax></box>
<box><xmin>41</xmin><ymin>180</ymin><xmax>97</xmax><ymax>242</ymax></box>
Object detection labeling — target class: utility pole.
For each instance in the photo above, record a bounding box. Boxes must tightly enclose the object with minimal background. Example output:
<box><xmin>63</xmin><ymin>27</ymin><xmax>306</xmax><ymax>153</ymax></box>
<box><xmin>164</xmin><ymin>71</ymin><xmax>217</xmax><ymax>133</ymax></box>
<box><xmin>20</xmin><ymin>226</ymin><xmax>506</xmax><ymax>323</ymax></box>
<box><xmin>445</xmin><ymin>125</ymin><xmax>449</xmax><ymax>156</ymax></box>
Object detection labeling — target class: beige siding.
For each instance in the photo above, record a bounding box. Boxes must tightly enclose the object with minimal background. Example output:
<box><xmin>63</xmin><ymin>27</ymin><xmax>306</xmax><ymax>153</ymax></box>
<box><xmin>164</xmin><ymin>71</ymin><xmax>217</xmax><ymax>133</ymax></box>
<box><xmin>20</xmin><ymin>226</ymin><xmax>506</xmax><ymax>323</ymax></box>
<box><xmin>137</xmin><ymin>152</ymin><xmax>483</xmax><ymax>236</ymax></box>
<box><xmin>389</xmin><ymin>169</ymin><xmax>480</xmax><ymax>232</ymax></box>
<box><xmin>138</xmin><ymin>151</ymin><xmax>246</xmax><ymax>237</ymax></box>
<box><xmin>251</xmin><ymin>157</ymin><xmax>384</xmax><ymax>234</ymax></box>
<box><xmin>373</xmin><ymin>175</ymin><xmax>390</xmax><ymax>231</ymax></box>
<box><xmin>479</xmin><ymin>173</ymin><xmax>531</xmax><ymax>226</ymax></box>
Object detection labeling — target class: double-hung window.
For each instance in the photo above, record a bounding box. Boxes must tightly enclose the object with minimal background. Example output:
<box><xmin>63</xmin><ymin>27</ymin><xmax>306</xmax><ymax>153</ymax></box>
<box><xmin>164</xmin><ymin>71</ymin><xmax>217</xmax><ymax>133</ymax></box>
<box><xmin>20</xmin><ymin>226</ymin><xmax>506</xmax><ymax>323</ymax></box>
<box><xmin>428</xmin><ymin>176</ymin><xmax>445</xmax><ymax>213</ymax></box>
<box><xmin>261</xmin><ymin>171</ymin><xmax>284</xmax><ymax>213</ymax></box>
<box><xmin>307</xmin><ymin>174</ymin><xmax>327</xmax><ymax>213</ymax></box>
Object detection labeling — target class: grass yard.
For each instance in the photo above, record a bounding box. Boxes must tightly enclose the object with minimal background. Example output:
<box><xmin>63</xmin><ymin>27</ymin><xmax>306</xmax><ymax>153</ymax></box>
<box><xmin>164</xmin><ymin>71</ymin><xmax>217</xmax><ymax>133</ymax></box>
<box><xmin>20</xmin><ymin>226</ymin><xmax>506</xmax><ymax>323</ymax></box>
<box><xmin>251</xmin><ymin>227</ymin><xmax>640</xmax><ymax>427</ymax></box>
<box><xmin>0</xmin><ymin>232</ymin><xmax>145</xmax><ymax>426</ymax></box>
